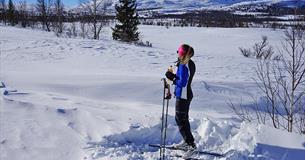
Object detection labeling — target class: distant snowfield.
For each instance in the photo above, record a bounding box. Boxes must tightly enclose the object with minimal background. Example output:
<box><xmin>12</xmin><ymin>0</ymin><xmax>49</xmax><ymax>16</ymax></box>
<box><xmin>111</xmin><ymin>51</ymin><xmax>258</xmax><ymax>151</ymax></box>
<box><xmin>1</xmin><ymin>25</ymin><xmax>305</xmax><ymax>160</ymax></box>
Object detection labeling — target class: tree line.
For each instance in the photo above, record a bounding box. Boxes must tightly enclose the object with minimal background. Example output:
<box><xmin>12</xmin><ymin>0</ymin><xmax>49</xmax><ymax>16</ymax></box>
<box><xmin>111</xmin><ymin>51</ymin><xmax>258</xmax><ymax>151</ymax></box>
<box><xmin>0</xmin><ymin>0</ymin><xmax>116</xmax><ymax>40</ymax></box>
<box><xmin>0</xmin><ymin>0</ymin><xmax>142</xmax><ymax>42</ymax></box>
<box><xmin>1</xmin><ymin>0</ymin><xmax>305</xmax><ymax>37</ymax></box>
<box><xmin>2</xmin><ymin>0</ymin><xmax>305</xmax><ymax>32</ymax></box>
<box><xmin>1</xmin><ymin>0</ymin><xmax>63</xmax><ymax>30</ymax></box>
<box><xmin>140</xmin><ymin>8</ymin><xmax>305</xmax><ymax>29</ymax></box>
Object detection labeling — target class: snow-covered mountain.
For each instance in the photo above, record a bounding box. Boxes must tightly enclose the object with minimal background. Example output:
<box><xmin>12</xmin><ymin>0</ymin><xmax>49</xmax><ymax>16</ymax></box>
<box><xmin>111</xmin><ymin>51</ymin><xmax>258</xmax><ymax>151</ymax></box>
<box><xmin>68</xmin><ymin>0</ymin><xmax>305</xmax><ymax>15</ymax></box>
<box><xmin>87</xmin><ymin>0</ymin><xmax>304</xmax><ymax>15</ymax></box>
<box><xmin>110</xmin><ymin>0</ymin><xmax>305</xmax><ymax>10</ymax></box>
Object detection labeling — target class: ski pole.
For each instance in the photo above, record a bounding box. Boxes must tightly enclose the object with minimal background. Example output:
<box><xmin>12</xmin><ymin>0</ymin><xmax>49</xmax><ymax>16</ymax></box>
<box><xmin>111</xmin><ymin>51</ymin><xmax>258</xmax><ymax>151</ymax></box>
<box><xmin>159</xmin><ymin>78</ymin><xmax>166</xmax><ymax>160</ymax></box>
<box><xmin>162</xmin><ymin>94</ymin><xmax>170</xmax><ymax>160</ymax></box>
<box><xmin>160</xmin><ymin>78</ymin><xmax>172</xmax><ymax>160</ymax></box>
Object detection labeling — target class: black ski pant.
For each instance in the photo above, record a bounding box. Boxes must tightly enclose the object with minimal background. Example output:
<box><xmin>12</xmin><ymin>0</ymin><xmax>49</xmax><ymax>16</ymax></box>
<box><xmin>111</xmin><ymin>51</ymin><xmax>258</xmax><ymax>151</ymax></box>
<box><xmin>175</xmin><ymin>98</ymin><xmax>194</xmax><ymax>145</ymax></box>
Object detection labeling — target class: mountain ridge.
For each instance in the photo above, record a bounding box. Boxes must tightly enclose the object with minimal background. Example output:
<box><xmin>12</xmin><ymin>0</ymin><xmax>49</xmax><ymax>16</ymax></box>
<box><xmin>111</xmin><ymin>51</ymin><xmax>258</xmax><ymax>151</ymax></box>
<box><xmin>113</xmin><ymin>0</ymin><xmax>305</xmax><ymax>10</ymax></box>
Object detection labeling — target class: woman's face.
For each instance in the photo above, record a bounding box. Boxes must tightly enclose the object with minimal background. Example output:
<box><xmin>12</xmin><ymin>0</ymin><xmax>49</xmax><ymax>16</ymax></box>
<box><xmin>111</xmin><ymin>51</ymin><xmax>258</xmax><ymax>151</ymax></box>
<box><xmin>178</xmin><ymin>54</ymin><xmax>183</xmax><ymax>59</ymax></box>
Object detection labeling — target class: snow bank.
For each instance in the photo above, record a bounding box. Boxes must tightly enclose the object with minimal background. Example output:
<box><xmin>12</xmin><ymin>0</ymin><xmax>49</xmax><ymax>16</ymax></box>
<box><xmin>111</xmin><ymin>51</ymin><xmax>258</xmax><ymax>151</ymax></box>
<box><xmin>84</xmin><ymin>116</ymin><xmax>305</xmax><ymax>160</ymax></box>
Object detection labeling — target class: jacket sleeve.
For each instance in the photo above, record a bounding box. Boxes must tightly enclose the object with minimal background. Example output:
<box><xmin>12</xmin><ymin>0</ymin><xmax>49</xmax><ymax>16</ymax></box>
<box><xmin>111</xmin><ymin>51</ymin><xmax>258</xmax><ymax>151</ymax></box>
<box><xmin>175</xmin><ymin>65</ymin><xmax>188</xmax><ymax>87</ymax></box>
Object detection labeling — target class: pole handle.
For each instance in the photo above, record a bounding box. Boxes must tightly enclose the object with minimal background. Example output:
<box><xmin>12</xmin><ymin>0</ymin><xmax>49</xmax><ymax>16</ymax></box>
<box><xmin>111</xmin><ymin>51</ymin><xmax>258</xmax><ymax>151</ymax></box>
<box><xmin>161</xmin><ymin>78</ymin><xmax>172</xmax><ymax>99</ymax></box>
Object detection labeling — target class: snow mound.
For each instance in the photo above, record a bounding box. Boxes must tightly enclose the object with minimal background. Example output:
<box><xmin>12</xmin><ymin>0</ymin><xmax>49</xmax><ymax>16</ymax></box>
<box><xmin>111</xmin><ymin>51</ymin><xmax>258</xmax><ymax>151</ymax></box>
<box><xmin>197</xmin><ymin>118</ymin><xmax>237</xmax><ymax>148</ymax></box>
<box><xmin>85</xmin><ymin>116</ymin><xmax>305</xmax><ymax>160</ymax></box>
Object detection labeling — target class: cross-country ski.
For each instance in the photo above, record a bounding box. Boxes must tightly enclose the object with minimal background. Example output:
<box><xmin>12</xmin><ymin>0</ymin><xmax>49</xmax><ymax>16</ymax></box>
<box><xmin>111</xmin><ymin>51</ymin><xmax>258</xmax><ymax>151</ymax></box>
<box><xmin>149</xmin><ymin>144</ymin><xmax>226</xmax><ymax>157</ymax></box>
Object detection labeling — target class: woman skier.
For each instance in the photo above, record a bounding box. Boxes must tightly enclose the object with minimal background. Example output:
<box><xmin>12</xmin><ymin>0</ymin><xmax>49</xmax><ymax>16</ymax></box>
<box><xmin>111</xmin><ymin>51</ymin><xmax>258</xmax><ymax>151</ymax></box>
<box><xmin>165</xmin><ymin>44</ymin><xmax>196</xmax><ymax>158</ymax></box>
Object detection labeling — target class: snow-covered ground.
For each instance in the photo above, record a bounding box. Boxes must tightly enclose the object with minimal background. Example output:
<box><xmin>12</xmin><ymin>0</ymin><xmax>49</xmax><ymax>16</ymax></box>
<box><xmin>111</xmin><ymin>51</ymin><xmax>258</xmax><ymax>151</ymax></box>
<box><xmin>1</xmin><ymin>25</ymin><xmax>305</xmax><ymax>160</ymax></box>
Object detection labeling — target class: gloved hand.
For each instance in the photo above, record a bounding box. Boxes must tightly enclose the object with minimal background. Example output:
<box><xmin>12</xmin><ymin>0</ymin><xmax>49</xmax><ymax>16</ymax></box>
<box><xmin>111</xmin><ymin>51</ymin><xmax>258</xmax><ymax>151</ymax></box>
<box><xmin>165</xmin><ymin>71</ymin><xmax>176</xmax><ymax>81</ymax></box>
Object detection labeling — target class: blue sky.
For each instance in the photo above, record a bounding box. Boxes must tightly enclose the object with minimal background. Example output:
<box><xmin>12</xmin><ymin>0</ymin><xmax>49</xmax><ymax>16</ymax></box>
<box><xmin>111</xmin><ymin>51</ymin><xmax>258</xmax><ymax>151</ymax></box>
<box><xmin>14</xmin><ymin>0</ymin><xmax>80</xmax><ymax>7</ymax></box>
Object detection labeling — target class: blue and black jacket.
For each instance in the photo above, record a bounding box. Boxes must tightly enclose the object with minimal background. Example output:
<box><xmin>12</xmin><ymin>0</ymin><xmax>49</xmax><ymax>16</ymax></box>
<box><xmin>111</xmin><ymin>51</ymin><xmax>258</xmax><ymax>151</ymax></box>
<box><xmin>174</xmin><ymin>59</ymin><xmax>196</xmax><ymax>101</ymax></box>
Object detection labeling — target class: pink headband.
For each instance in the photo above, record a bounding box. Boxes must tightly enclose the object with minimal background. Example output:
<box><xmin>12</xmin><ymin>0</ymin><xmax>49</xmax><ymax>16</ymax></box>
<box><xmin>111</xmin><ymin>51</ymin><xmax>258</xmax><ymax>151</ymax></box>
<box><xmin>177</xmin><ymin>46</ymin><xmax>186</xmax><ymax>57</ymax></box>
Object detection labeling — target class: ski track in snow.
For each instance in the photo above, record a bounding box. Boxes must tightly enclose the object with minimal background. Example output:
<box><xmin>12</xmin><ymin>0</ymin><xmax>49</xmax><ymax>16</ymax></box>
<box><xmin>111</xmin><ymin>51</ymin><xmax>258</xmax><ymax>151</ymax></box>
<box><xmin>1</xmin><ymin>25</ymin><xmax>305</xmax><ymax>160</ymax></box>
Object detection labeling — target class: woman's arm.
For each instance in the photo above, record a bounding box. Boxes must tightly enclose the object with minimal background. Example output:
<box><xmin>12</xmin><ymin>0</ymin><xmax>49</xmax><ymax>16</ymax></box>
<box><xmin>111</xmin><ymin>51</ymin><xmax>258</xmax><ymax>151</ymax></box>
<box><xmin>175</xmin><ymin>65</ymin><xmax>188</xmax><ymax>87</ymax></box>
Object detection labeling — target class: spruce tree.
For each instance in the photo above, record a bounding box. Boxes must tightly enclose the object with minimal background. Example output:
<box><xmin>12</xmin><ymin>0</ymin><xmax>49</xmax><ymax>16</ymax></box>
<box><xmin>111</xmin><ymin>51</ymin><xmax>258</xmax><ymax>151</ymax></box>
<box><xmin>112</xmin><ymin>0</ymin><xmax>140</xmax><ymax>42</ymax></box>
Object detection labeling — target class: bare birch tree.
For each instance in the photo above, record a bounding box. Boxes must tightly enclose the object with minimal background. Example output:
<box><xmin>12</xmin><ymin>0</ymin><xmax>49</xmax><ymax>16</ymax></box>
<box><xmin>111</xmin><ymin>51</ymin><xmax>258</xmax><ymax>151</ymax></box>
<box><xmin>276</xmin><ymin>26</ymin><xmax>305</xmax><ymax>132</ymax></box>
<box><xmin>254</xmin><ymin>60</ymin><xmax>280</xmax><ymax>128</ymax></box>
<box><xmin>7</xmin><ymin>0</ymin><xmax>15</xmax><ymax>26</ymax></box>
<box><xmin>252</xmin><ymin>26</ymin><xmax>305</xmax><ymax>133</ymax></box>
<box><xmin>18</xmin><ymin>0</ymin><xmax>27</xmax><ymax>27</ymax></box>
<box><xmin>233</xmin><ymin>21</ymin><xmax>305</xmax><ymax>134</ymax></box>
<box><xmin>54</xmin><ymin>0</ymin><xmax>64</xmax><ymax>34</ymax></box>
<box><xmin>80</xmin><ymin>0</ymin><xmax>110</xmax><ymax>39</ymax></box>
<box><xmin>36</xmin><ymin>0</ymin><xmax>52</xmax><ymax>31</ymax></box>
<box><xmin>0</xmin><ymin>0</ymin><xmax>6</xmax><ymax>24</ymax></box>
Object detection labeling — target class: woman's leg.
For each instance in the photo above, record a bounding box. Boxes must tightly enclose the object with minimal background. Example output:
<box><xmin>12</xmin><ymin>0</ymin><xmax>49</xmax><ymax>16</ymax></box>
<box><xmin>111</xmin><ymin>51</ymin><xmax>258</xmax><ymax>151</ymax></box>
<box><xmin>175</xmin><ymin>98</ymin><xmax>195</xmax><ymax>145</ymax></box>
